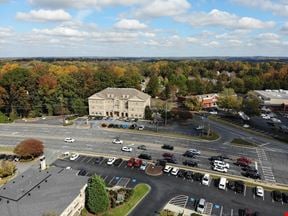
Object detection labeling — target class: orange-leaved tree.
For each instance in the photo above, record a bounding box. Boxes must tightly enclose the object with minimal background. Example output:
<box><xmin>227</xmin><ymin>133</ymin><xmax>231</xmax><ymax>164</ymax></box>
<box><xmin>14</xmin><ymin>138</ymin><xmax>44</xmax><ymax>159</ymax></box>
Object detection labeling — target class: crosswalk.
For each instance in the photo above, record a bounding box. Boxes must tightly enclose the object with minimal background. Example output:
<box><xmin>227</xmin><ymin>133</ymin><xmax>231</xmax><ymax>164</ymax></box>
<box><xmin>168</xmin><ymin>195</ymin><xmax>188</xmax><ymax>208</ymax></box>
<box><xmin>256</xmin><ymin>148</ymin><xmax>275</xmax><ymax>183</ymax></box>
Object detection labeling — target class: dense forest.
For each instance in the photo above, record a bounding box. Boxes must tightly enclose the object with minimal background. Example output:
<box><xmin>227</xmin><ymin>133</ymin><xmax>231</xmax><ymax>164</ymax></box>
<box><xmin>0</xmin><ymin>59</ymin><xmax>287</xmax><ymax>118</ymax></box>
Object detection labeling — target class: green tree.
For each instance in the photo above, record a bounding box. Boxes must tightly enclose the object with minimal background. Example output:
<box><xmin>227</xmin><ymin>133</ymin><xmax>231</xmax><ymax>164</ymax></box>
<box><xmin>86</xmin><ymin>175</ymin><xmax>109</xmax><ymax>214</ymax></box>
<box><xmin>144</xmin><ymin>106</ymin><xmax>153</xmax><ymax>120</ymax></box>
<box><xmin>218</xmin><ymin>88</ymin><xmax>242</xmax><ymax>111</ymax></box>
<box><xmin>242</xmin><ymin>92</ymin><xmax>261</xmax><ymax>116</ymax></box>
<box><xmin>146</xmin><ymin>75</ymin><xmax>160</xmax><ymax>97</ymax></box>
<box><xmin>184</xmin><ymin>97</ymin><xmax>202</xmax><ymax>111</ymax></box>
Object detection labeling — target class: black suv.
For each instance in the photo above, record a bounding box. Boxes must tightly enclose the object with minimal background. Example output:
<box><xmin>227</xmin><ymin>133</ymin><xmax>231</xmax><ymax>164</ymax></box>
<box><xmin>78</xmin><ymin>169</ymin><xmax>87</xmax><ymax>176</ymax></box>
<box><xmin>193</xmin><ymin>173</ymin><xmax>203</xmax><ymax>181</ymax></box>
<box><xmin>162</xmin><ymin>144</ymin><xmax>174</xmax><ymax>150</ymax></box>
<box><xmin>244</xmin><ymin>170</ymin><xmax>261</xmax><ymax>179</ymax></box>
<box><xmin>272</xmin><ymin>190</ymin><xmax>282</xmax><ymax>202</ymax></box>
<box><xmin>227</xmin><ymin>181</ymin><xmax>236</xmax><ymax>190</ymax></box>
<box><xmin>137</xmin><ymin>145</ymin><xmax>147</xmax><ymax>150</ymax></box>
<box><xmin>94</xmin><ymin>157</ymin><xmax>104</xmax><ymax>164</ymax></box>
<box><xmin>113</xmin><ymin>158</ymin><xmax>123</xmax><ymax>166</ymax></box>
<box><xmin>282</xmin><ymin>193</ymin><xmax>288</xmax><ymax>203</ymax></box>
<box><xmin>138</xmin><ymin>154</ymin><xmax>152</xmax><ymax>160</ymax></box>
<box><xmin>234</xmin><ymin>181</ymin><xmax>245</xmax><ymax>193</ymax></box>
<box><xmin>183</xmin><ymin>160</ymin><xmax>198</xmax><ymax>167</ymax></box>
<box><xmin>177</xmin><ymin>169</ymin><xmax>187</xmax><ymax>178</ymax></box>
<box><xmin>164</xmin><ymin>157</ymin><xmax>177</xmax><ymax>164</ymax></box>
<box><xmin>185</xmin><ymin>171</ymin><xmax>193</xmax><ymax>180</ymax></box>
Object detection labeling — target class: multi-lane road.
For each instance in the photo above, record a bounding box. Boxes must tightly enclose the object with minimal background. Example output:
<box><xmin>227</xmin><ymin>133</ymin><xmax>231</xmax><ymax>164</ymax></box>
<box><xmin>0</xmin><ymin>116</ymin><xmax>287</xmax><ymax>184</ymax></box>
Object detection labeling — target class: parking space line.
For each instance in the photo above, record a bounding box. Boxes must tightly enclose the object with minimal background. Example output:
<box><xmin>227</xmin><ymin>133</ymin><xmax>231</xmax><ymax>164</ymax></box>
<box><xmin>99</xmin><ymin>158</ymin><xmax>105</xmax><ymax>165</ymax></box>
<box><xmin>244</xmin><ymin>186</ymin><xmax>246</xmax><ymax>196</ymax></box>
<box><xmin>219</xmin><ymin>206</ymin><xmax>223</xmax><ymax>216</ymax></box>
<box><xmin>78</xmin><ymin>156</ymin><xmax>87</xmax><ymax>163</ymax></box>
<box><xmin>103</xmin><ymin>176</ymin><xmax>108</xmax><ymax>181</ymax></box>
<box><xmin>108</xmin><ymin>176</ymin><xmax>115</xmax><ymax>185</ymax></box>
<box><xmin>231</xmin><ymin>208</ymin><xmax>233</xmax><ymax>216</ymax></box>
<box><xmin>118</xmin><ymin>160</ymin><xmax>124</xmax><ymax>167</ymax></box>
<box><xmin>86</xmin><ymin>157</ymin><xmax>94</xmax><ymax>164</ymax></box>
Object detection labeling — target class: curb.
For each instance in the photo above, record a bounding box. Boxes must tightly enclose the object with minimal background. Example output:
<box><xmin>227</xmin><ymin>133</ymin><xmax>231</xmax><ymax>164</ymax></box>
<box><xmin>125</xmin><ymin>184</ymin><xmax>151</xmax><ymax>216</ymax></box>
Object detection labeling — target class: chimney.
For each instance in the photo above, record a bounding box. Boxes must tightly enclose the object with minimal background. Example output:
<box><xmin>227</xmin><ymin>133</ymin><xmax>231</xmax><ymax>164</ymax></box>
<box><xmin>39</xmin><ymin>155</ymin><xmax>46</xmax><ymax>170</ymax></box>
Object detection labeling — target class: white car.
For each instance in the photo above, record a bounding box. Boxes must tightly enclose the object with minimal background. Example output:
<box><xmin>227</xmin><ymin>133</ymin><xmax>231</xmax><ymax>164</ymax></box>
<box><xmin>138</xmin><ymin>125</ymin><xmax>145</xmax><ymax>130</ymax></box>
<box><xmin>202</xmin><ymin>174</ymin><xmax>210</xmax><ymax>186</ymax></box>
<box><xmin>209</xmin><ymin>111</ymin><xmax>218</xmax><ymax>115</ymax></box>
<box><xmin>107</xmin><ymin>157</ymin><xmax>116</xmax><ymax>165</ymax></box>
<box><xmin>256</xmin><ymin>186</ymin><xmax>264</xmax><ymax>197</ymax></box>
<box><xmin>171</xmin><ymin>167</ymin><xmax>179</xmax><ymax>176</ymax></box>
<box><xmin>261</xmin><ymin>114</ymin><xmax>270</xmax><ymax>119</ymax></box>
<box><xmin>213</xmin><ymin>160</ymin><xmax>230</xmax><ymax>169</ymax></box>
<box><xmin>196</xmin><ymin>198</ymin><xmax>205</xmax><ymax>214</ymax></box>
<box><xmin>213</xmin><ymin>166</ymin><xmax>228</xmax><ymax>173</ymax></box>
<box><xmin>140</xmin><ymin>161</ymin><xmax>147</xmax><ymax>170</ymax></box>
<box><xmin>64</xmin><ymin>137</ymin><xmax>75</xmax><ymax>143</ymax></box>
<box><xmin>271</xmin><ymin>118</ymin><xmax>281</xmax><ymax>123</ymax></box>
<box><xmin>188</xmin><ymin>149</ymin><xmax>201</xmax><ymax>155</ymax></box>
<box><xmin>243</xmin><ymin>124</ymin><xmax>250</xmax><ymax>128</ymax></box>
<box><xmin>163</xmin><ymin>165</ymin><xmax>173</xmax><ymax>173</ymax></box>
<box><xmin>121</xmin><ymin>146</ymin><xmax>133</xmax><ymax>152</ymax></box>
<box><xmin>66</xmin><ymin>166</ymin><xmax>71</xmax><ymax>170</ymax></box>
<box><xmin>112</xmin><ymin>139</ymin><xmax>123</xmax><ymax>144</ymax></box>
<box><xmin>63</xmin><ymin>151</ymin><xmax>70</xmax><ymax>157</ymax></box>
<box><xmin>69</xmin><ymin>153</ymin><xmax>79</xmax><ymax>161</ymax></box>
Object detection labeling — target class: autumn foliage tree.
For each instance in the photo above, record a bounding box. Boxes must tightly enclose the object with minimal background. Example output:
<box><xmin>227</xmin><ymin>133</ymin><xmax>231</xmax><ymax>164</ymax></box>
<box><xmin>14</xmin><ymin>138</ymin><xmax>44</xmax><ymax>159</ymax></box>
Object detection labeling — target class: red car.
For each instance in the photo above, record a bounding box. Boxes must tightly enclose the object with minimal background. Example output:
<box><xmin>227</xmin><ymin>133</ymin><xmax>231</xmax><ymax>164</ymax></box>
<box><xmin>127</xmin><ymin>158</ymin><xmax>142</xmax><ymax>168</ymax></box>
<box><xmin>237</xmin><ymin>157</ymin><xmax>252</xmax><ymax>164</ymax></box>
<box><xmin>162</xmin><ymin>153</ymin><xmax>174</xmax><ymax>158</ymax></box>
<box><xmin>127</xmin><ymin>158</ymin><xmax>135</xmax><ymax>167</ymax></box>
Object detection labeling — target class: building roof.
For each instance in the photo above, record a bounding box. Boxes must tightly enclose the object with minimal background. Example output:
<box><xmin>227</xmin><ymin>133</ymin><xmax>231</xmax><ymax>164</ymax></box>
<box><xmin>196</xmin><ymin>93</ymin><xmax>218</xmax><ymax>100</ymax></box>
<box><xmin>0</xmin><ymin>167</ymin><xmax>88</xmax><ymax>216</ymax></box>
<box><xmin>255</xmin><ymin>90</ymin><xmax>288</xmax><ymax>100</ymax></box>
<box><xmin>89</xmin><ymin>88</ymin><xmax>150</xmax><ymax>101</ymax></box>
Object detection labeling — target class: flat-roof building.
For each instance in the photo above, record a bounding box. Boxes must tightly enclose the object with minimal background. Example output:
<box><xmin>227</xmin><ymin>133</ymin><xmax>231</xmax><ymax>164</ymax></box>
<box><xmin>254</xmin><ymin>90</ymin><xmax>288</xmax><ymax>112</ymax></box>
<box><xmin>0</xmin><ymin>167</ymin><xmax>88</xmax><ymax>216</ymax></box>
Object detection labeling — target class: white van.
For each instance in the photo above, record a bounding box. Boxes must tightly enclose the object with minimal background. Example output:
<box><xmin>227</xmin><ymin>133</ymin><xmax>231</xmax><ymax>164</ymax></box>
<box><xmin>218</xmin><ymin>177</ymin><xmax>227</xmax><ymax>190</ymax></box>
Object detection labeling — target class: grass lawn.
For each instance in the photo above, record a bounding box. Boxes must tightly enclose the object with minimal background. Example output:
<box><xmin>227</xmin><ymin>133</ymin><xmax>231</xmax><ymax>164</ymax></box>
<box><xmin>199</xmin><ymin>131</ymin><xmax>220</xmax><ymax>141</ymax></box>
<box><xmin>0</xmin><ymin>145</ymin><xmax>14</xmax><ymax>153</ymax></box>
<box><xmin>103</xmin><ymin>184</ymin><xmax>150</xmax><ymax>216</ymax></box>
<box><xmin>231</xmin><ymin>138</ymin><xmax>257</xmax><ymax>147</ymax></box>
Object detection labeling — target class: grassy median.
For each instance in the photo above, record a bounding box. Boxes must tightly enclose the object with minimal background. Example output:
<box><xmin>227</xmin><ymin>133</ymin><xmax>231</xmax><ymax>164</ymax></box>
<box><xmin>103</xmin><ymin>184</ymin><xmax>150</xmax><ymax>216</ymax></box>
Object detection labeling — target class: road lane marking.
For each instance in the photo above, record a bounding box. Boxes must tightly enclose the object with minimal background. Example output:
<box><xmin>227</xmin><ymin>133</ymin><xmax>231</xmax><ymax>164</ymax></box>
<box><xmin>219</xmin><ymin>206</ymin><xmax>223</xmax><ymax>216</ymax></box>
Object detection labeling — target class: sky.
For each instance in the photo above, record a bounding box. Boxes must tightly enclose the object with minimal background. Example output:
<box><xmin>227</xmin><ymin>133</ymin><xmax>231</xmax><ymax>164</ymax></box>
<box><xmin>0</xmin><ymin>0</ymin><xmax>288</xmax><ymax>57</ymax></box>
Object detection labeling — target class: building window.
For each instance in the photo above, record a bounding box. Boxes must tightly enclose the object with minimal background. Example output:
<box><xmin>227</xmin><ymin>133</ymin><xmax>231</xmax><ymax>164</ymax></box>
<box><xmin>139</xmin><ymin>115</ymin><xmax>142</xmax><ymax>117</ymax></box>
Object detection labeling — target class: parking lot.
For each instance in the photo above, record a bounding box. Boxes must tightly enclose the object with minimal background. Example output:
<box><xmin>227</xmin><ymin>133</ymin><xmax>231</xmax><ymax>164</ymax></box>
<box><xmin>53</xmin><ymin>154</ymin><xmax>288</xmax><ymax>216</ymax></box>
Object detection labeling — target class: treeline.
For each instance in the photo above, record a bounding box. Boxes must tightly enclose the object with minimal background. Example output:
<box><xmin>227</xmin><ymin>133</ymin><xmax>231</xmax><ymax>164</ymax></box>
<box><xmin>0</xmin><ymin>60</ymin><xmax>287</xmax><ymax>118</ymax></box>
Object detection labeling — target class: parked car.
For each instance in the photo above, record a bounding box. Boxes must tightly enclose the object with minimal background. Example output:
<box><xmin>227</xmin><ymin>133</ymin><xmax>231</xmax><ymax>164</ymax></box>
<box><xmin>243</xmin><ymin>124</ymin><xmax>250</xmax><ymax>128</ymax></box>
<box><xmin>121</xmin><ymin>146</ymin><xmax>133</xmax><ymax>152</ymax></box>
<box><xmin>244</xmin><ymin>170</ymin><xmax>261</xmax><ymax>179</ymax></box>
<box><xmin>183</xmin><ymin>151</ymin><xmax>196</xmax><ymax>158</ymax></box>
<box><xmin>171</xmin><ymin>167</ymin><xmax>179</xmax><ymax>176</ymax></box>
<box><xmin>218</xmin><ymin>177</ymin><xmax>227</xmax><ymax>190</ymax></box>
<box><xmin>137</xmin><ymin>145</ymin><xmax>147</xmax><ymax>150</ymax></box>
<box><xmin>94</xmin><ymin>157</ymin><xmax>104</xmax><ymax>164</ymax></box>
<box><xmin>213</xmin><ymin>160</ymin><xmax>230</xmax><ymax>169</ymax></box>
<box><xmin>183</xmin><ymin>160</ymin><xmax>198</xmax><ymax>167</ymax></box>
<box><xmin>64</xmin><ymin>137</ymin><xmax>75</xmax><ymax>143</ymax></box>
<box><xmin>163</xmin><ymin>165</ymin><xmax>173</xmax><ymax>173</ymax></box>
<box><xmin>227</xmin><ymin>181</ymin><xmax>236</xmax><ymax>190</ymax></box>
<box><xmin>138</xmin><ymin>154</ymin><xmax>152</xmax><ymax>160</ymax></box>
<box><xmin>193</xmin><ymin>173</ymin><xmax>204</xmax><ymax>181</ymax></box>
<box><xmin>113</xmin><ymin>158</ymin><xmax>123</xmax><ymax>166</ymax></box>
<box><xmin>164</xmin><ymin>157</ymin><xmax>177</xmax><ymax>164</ymax></box>
<box><xmin>138</xmin><ymin>125</ymin><xmax>145</xmax><ymax>130</ymax></box>
<box><xmin>185</xmin><ymin>171</ymin><xmax>193</xmax><ymax>180</ymax></box>
<box><xmin>78</xmin><ymin>169</ymin><xmax>87</xmax><ymax>176</ymax></box>
<box><xmin>177</xmin><ymin>169</ymin><xmax>186</xmax><ymax>178</ymax></box>
<box><xmin>127</xmin><ymin>158</ymin><xmax>135</xmax><ymax>167</ymax></box>
<box><xmin>162</xmin><ymin>144</ymin><xmax>174</xmax><ymax>150</ymax></box>
<box><xmin>235</xmin><ymin>181</ymin><xmax>245</xmax><ymax>193</ymax></box>
<box><xmin>213</xmin><ymin>165</ymin><xmax>228</xmax><ymax>173</ymax></box>
<box><xmin>255</xmin><ymin>186</ymin><xmax>264</xmax><ymax>197</ymax></box>
<box><xmin>272</xmin><ymin>190</ymin><xmax>282</xmax><ymax>202</ymax></box>
<box><xmin>202</xmin><ymin>174</ymin><xmax>210</xmax><ymax>186</ymax></box>
<box><xmin>162</xmin><ymin>153</ymin><xmax>174</xmax><ymax>158</ymax></box>
<box><xmin>187</xmin><ymin>149</ymin><xmax>201</xmax><ymax>155</ymax></box>
<box><xmin>107</xmin><ymin>157</ymin><xmax>116</xmax><ymax>165</ymax></box>
<box><xmin>140</xmin><ymin>161</ymin><xmax>147</xmax><ymax>171</ymax></box>
<box><xmin>69</xmin><ymin>153</ymin><xmax>79</xmax><ymax>161</ymax></box>
<box><xmin>196</xmin><ymin>198</ymin><xmax>205</xmax><ymax>214</ymax></box>
<box><xmin>282</xmin><ymin>193</ymin><xmax>288</xmax><ymax>203</ymax></box>
<box><xmin>271</xmin><ymin>118</ymin><xmax>281</xmax><ymax>123</ymax></box>
<box><xmin>112</xmin><ymin>139</ymin><xmax>123</xmax><ymax>144</ymax></box>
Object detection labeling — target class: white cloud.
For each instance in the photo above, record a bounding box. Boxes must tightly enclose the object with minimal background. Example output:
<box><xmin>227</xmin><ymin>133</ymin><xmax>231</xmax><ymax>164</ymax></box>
<box><xmin>257</xmin><ymin>32</ymin><xmax>280</xmax><ymax>44</ymax></box>
<box><xmin>28</xmin><ymin>0</ymin><xmax>141</xmax><ymax>9</ymax></box>
<box><xmin>186</xmin><ymin>37</ymin><xmax>198</xmax><ymax>43</ymax></box>
<box><xmin>0</xmin><ymin>27</ymin><xmax>13</xmax><ymax>37</ymax></box>
<box><xmin>233</xmin><ymin>0</ymin><xmax>288</xmax><ymax>16</ymax></box>
<box><xmin>114</xmin><ymin>19</ymin><xmax>147</xmax><ymax>30</ymax></box>
<box><xmin>16</xmin><ymin>9</ymin><xmax>72</xmax><ymax>22</ymax></box>
<box><xmin>204</xmin><ymin>41</ymin><xmax>219</xmax><ymax>47</ymax></box>
<box><xmin>176</xmin><ymin>9</ymin><xmax>275</xmax><ymax>29</ymax></box>
<box><xmin>32</xmin><ymin>26</ymin><xmax>88</xmax><ymax>37</ymax></box>
<box><xmin>280</xmin><ymin>22</ymin><xmax>288</xmax><ymax>33</ymax></box>
<box><xmin>135</xmin><ymin>0</ymin><xmax>191</xmax><ymax>17</ymax></box>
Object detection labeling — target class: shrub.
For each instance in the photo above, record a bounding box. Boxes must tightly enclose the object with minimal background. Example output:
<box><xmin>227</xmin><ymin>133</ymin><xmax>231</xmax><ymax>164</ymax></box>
<box><xmin>85</xmin><ymin>175</ymin><xmax>109</xmax><ymax>214</ymax></box>
<box><xmin>0</xmin><ymin>160</ymin><xmax>16</xmax><ymax>178</ymax></box>
<box><xmin>14</xmin><ymin>138</ymin><xmax>44</xmax><ymax>159</ymax></box>
<box><xmin>101</xmin><ymin>123</ymin><xmax>107</xmax><ymax>127</ymax></box>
